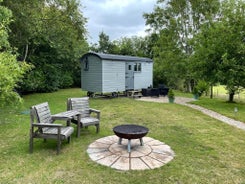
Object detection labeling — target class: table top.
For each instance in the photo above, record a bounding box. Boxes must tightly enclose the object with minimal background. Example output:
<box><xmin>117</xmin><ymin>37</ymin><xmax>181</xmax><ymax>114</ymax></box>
<box><xmin>113</xmin><ymin>124</ymin><xmax>149</xmax><ymax>139</ymax></box>
<box><xmin>52</xmin><ymin>110</ymin><xmax>80</xmax><ymax>119</ymax></box>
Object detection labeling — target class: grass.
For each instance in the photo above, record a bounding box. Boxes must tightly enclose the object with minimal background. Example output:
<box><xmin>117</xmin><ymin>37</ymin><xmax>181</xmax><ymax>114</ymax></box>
<box><xmin>0</xmin><ymin>88</ymin><xmax>245</xmax><ymax>183</ymax></box>
<box><xmin>191</xmin><ymin>97</ymin><xmax>245</xmax><ymax>122</ymax></box>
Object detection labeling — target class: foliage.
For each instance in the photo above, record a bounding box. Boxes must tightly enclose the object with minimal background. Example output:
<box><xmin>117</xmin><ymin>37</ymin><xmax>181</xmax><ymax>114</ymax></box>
<box><xmin>193</xmin><ymin>80</ymin><xmax>209</xmax><ymax>97</ymax></box>
<box><xmin>152</xmin><ymin>30</ymin><xmax>187</xmax><ymax>89</ymax></box>
<box><xmin>0</xmin><ymin>52</ymin><xmax>30</xmax><ymax>106</ymax></box>
<box><xmin>113</xmin><ymin>36</ymin><xmax>153</xmax><ymax>57</ymax></box>
<box><xmin>144</xmin><ymin>0</ymin><xmax>244</xmax><ymax>102</ymax></box>
<box><xmin>2</xmin><ymin>0</ymin><xmax>89</xmax><ymax>93</ymax></box>
<box><xmin>167</xmin><ymin>88</ymin><xmax>175</xmax><ymax>98</ymax></box>
<box><xmin>90</xmin><ymin>32</ymin><xmax>153</xmax><ymax>58</ymax></box>
<box><xmin>98</xmin><ymin>31</ymin><xmax>114</xmax><ymax>53</ymax></box>
<box><xmin>0</xmin><ymin>2</ymin><xmax>31</xmax><ymax>107</ymax></box>
<box><xmin>0</xmin><ymin>4</ymin><xmax>11</xmax><ymax>49</ymax></box>
<box><xmin>144</xmin><ymin>0</ymin><xmax>220</xmax><ymax>90</ymax></box>
<box><xmin>191</xmin><ymin>0</ymin><xmax>245</xmax><ymax>102</ymax></box>
<box><xmin>90</xmin><ymin>31</ymin><xmax>113</xmax><ymax>53</ymax></box>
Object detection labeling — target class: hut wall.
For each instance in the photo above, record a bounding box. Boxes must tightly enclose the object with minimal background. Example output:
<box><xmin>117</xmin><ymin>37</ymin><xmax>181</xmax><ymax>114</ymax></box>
<box><xmin>102</xmin><ymin>60</ymin><xmax>125</xmax><ymax>93</ymax></box>
<box><xmin>134</xmin><ymin>62</ymin><xmax>153</xmax><ymax>90</ymax></box>
<box><xmin>81</xmin><ymin>55</ymin><xmax>102</xmax><ymax>92</ymax></box>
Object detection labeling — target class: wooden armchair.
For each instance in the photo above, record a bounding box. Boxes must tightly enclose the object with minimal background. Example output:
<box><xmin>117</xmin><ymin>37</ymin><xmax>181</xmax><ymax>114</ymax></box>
<box><xmin>29</xmin><ymin>102</ymin><xmax>74</xmax><ymax>154</ymax></box>
<box><xmin>67</xmin><ymin>97</ymin><xmax>100</xmax><ymax>136</ymax></box>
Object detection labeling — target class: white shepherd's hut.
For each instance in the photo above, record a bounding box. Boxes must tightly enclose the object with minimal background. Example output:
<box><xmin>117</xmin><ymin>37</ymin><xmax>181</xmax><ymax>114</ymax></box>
<box><xmin>80</xmin><ymin>52</ymin><xmax>153</xmax><ymax>97</ymax></box>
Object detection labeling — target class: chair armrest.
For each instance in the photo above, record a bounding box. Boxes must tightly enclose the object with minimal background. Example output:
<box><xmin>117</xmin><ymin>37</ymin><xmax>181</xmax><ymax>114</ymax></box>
<box><xmin>89</xmin><ymin>108</ymin><xmax>100</xmax><ymax>119</ymax></box>
<box><xmin>90</xmin><ymin>108</ymin><xmax>100</xmax><ymax>113</ymax></box>
<box><xmin>31</xmin><ymin>123</ymin><xmax>62</xmax><ymax>128</ymax></box>
<box><xmin>51</xmin><ymin>116</ymin><xmax>71</xmax><ymax>126</ymax></box>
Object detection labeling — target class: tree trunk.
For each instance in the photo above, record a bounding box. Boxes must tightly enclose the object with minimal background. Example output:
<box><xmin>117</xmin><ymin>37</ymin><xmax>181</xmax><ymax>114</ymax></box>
<box><xmin>23</xmin><ymin>44</ymin><xmax>28</xmax><ymax>61</ymax></box>
<box><xmin>228</xmin><ymin>92</ymin><xmax>234</xmax><ymax>102</ymax></box>
<box><xmin>210</xmin><ymin>85</ymin><xmax>213</xmax><ymax>99</ymax></box>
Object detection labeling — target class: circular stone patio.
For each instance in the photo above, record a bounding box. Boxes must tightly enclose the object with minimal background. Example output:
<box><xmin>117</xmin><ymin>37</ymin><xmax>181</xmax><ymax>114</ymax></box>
<box><xmin>87</xmin><ymin>135</ymin><xmax>175</xmax><ymax>171</ymax></box>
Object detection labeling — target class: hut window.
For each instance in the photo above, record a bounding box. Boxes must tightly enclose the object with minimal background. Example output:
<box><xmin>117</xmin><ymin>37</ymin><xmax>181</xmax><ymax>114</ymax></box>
<box><xmin>134</xmin><ymin>63</ymin><xmax>141</xmax><ymax>72</ymax></box>
<box><xmin>84</xmin><ymin>57</ymin><xmax>89</xmax><ymax>71</ymax></box>
<box><xmin>138</xmin><ymin>63</ymin><xmax>141</xmax><ymax>71</ymax></box>
<box><xmin>128</xmin><ymin>65</ymin><xmax>132</xmax><ymax>70</ymax></box>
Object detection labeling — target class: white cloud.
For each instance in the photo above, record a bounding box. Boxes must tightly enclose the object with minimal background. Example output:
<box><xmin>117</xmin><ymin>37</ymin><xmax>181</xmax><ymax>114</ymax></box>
<box><xmin>81</xmin><ymin>0</ymin><xmax>156</xmax><ymax>44</ymax></box>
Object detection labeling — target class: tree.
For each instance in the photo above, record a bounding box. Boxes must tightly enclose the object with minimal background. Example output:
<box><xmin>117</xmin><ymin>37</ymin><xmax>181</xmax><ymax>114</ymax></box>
<box><xmin>191</xmin><ymin>0</ymin><xmax>245</xmax><ymax>102</ymax></box>
<box><xmin>0</xmin><ymin>1</ymin><xmax>30</xmax><ymax>107</ymax></box>
<box><xmin>90</xmin><ymin>31</ymin><xmax>119</xmax><ymax>54</ymax></box>
<box><xmin>115</xmin><ymin>36</ymin><xmax>153</xmax><ymax>57</ymax></box>
<box><xmin>144</xmin><ymin>0</ymin><xmax>220</xmax><ymax>90</ymax></box>
<box><xmin>152</xmin><ymin>29</ymin><xmax>187</xmax><ymax>88</ymax></box>
<box><xmin>90</xmin><ymin>32</ymin><xmax>153</xmax><ymax>58</ymax></box>
<box><xmin>2</xmin><ymin>0</ymin><xmax>88</xmax><ymax>92</ymax></box>
<box><xmin>98</xmin><ymin>31</ymin><xmax>112</xmax><ymax>53</ymax></box>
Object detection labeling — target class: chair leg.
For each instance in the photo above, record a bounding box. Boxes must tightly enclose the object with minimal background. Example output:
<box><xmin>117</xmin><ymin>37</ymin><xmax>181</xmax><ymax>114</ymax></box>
<box><xmin>68</xmin><ymin>136</ymin><xmax>71</xmax><ymax>143</ymax></box>
<box><xmin>29</xmin><ymin>127</ymin><xmax>34</xmax><ymax>153</ymax></box>
<box><xmin>57</xmin><ymin>128</ymin><xmax>61</xmax><ymax>155</ymax></box>
<box><xmin>57</xmin><ymin>138</ymin><xmax>61</xmax><ymax>155</ymax></box>
<box><xmin>77</xmin><ymin>114</ymin><xmax>81</xmax><ymax>137</ymax></box>
<box><xmin>57</xmin><ymin>140</ymin><xmax>61</xmax><ymax>155</ymax></box>
<box><xmin>29</xmin><ymin>136</ymin><xmax>33</xmax><ymax>153</ymax></box>
<box><xmin>77</xmin><ymin>122</ymin><xmax>81</xmax><ymax>138</ymax></box>
<box><xmin>96</xmin><ymin>124</ymin><xmax>100</xmax><ymax>133</ymax></box>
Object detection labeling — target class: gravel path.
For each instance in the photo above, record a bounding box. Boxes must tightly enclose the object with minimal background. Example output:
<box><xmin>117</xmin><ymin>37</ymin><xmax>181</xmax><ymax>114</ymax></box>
<box><xmin>137</xmin><ymin>97</ymin><xmax>245</xmax><ymax>131</ymax></box>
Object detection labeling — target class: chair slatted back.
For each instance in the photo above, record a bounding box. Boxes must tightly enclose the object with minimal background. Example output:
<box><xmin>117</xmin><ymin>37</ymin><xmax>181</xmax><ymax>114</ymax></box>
<box><xmin>31</xmin><ymin>102</ymin><xmax>53</xmax><ymax>124</ymax></box>
<box><xmin>68</xmin><ymin>97</ymin><xmax>90</xmax><ymax>117</ymax></box>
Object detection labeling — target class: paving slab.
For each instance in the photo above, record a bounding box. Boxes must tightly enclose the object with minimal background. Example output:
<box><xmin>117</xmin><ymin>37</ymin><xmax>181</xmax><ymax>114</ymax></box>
<box><xmin>96</xmin><ymin>154</ymin><xmax>120</xmax><ymax>167</ymax></box>
<box><xmin>111</xmin><ymin>156</ymin><xmax>130</xmax><ymax>171</ymax></box>
<box><xmin>87</xmin><ymin>135</ymin><xmax>175</xmax><ymax>171</ymax></box>
<box><xmin>131</xmin><ymin>158</ymin><xmax>150</xmax><ymax>170</ymax></box>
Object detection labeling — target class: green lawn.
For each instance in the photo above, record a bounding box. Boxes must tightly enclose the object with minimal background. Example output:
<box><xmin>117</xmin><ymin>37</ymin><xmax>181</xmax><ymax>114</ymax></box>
<box><xmin>175</xmin><ymin>86</ymin><xmax>245</xmax><ymax>122</ymax></box>
<box><xmin>0</xmin><ymin>88</ymin><xmax>245</xmax><ymax>183</ymax></box>
<box><xmin>191</xmin><ymin>97</ymin><xmax>245</xmax><ymax>122</ymax></box>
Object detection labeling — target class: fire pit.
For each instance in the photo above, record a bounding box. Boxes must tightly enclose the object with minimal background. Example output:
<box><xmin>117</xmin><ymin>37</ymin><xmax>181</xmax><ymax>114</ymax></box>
<box><xmin>113</xmin><ymin>124</ymin><xmax>149</xmax><ymax>152</ymax></box>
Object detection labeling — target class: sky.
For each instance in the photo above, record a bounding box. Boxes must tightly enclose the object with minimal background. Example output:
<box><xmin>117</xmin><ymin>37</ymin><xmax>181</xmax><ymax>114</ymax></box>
<box><xmin>81</xmin><ymin>0</ymin><xmax>156</xmax><ymax>44</ymax></box>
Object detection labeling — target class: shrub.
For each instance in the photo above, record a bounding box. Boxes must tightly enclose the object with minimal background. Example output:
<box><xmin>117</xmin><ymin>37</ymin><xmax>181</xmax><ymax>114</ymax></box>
<box><xmin>168</xmin><ymin>88</ymin><xmax>175</xmax><ymax>98</ymax></box>
<box><xmin>193</xmin><ymin>80</ymin><xmax>209</xmax><ymax>97</ymax></box>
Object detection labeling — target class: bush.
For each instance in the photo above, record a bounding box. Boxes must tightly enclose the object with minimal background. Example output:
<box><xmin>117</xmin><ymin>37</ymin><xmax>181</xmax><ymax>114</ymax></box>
<box><xmin>193</xmin><ymin>80</ymin><xmax>209</xmax><ymax>97</ymax></box>
<box><xmin>168</xmin><ymin>88</ymin><xmax>175</xmax><ymax>98</ymax></box>
<box><xmin>59</xmin><ymin>72</ymin><xmax>73</xmax><ymax>88</ymax></box>
<box><xmin>20</xmin><ymin>64</ymin><xmax>60</xmax><ymax>93</ymax></box>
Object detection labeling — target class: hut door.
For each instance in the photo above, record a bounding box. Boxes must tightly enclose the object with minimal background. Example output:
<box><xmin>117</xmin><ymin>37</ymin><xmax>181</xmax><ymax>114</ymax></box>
<box><xmin>125</xmin><ymin>63</ymin><xmax>134</xmax><ymax>90</ymax></box>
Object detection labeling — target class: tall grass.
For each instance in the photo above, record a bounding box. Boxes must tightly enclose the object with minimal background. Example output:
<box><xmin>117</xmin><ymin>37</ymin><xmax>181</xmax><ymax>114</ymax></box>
<box><xmin>213</xmin><ymin>85</ymin><xmax>245</xmax><ymax>101</ymax></box>
<box><xmin>0</xmin><ymin>88</ymin><xmax>244</xmax><ymax>183</ymax></box>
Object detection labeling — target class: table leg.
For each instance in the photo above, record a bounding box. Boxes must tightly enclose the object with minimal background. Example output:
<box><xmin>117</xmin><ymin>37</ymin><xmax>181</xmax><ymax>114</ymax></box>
<box><xmin>77</xmin><ymin>114</ymin><xmax>81</xmax><ymax>137</ymax></box>
<box><xmin>118</xmin><ymin>138</ymin><xmax>122</xmax><ymax>145</ymax></box>
<box><xmin>128</xmin><ymin>139</ymin><xmax>131</xmax><ymax>153</ymax></box>
<box><xmin>140</xmin><ymin>138</ymin><xmax>144</xmax><ymax>146</ymax></box>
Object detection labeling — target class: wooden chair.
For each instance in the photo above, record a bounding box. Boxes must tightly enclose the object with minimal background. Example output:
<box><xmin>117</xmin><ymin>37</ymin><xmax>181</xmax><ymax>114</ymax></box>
<box><xmin>67</xmin><ymin>97</ymin><xmax>100</xmax><ymax>136</ymax></box>
<box><xmin>29</xmin><ymin>102</ymin><xmax>74</xmax><ymax>154</ymax></box>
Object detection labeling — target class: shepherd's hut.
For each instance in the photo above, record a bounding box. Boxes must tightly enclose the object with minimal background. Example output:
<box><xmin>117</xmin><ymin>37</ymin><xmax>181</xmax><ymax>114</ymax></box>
<box><xmin>80</xmin><ymin>52</ymin><xmax>153</xmax><ymax>97</ymax></box>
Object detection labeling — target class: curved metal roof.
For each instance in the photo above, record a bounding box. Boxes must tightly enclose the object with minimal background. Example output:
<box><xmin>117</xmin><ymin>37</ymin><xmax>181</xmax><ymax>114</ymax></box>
<box><xmin>81</xmin><ymin>52</ymin><xmax>153</xmax><ymax>62</ymax></box>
